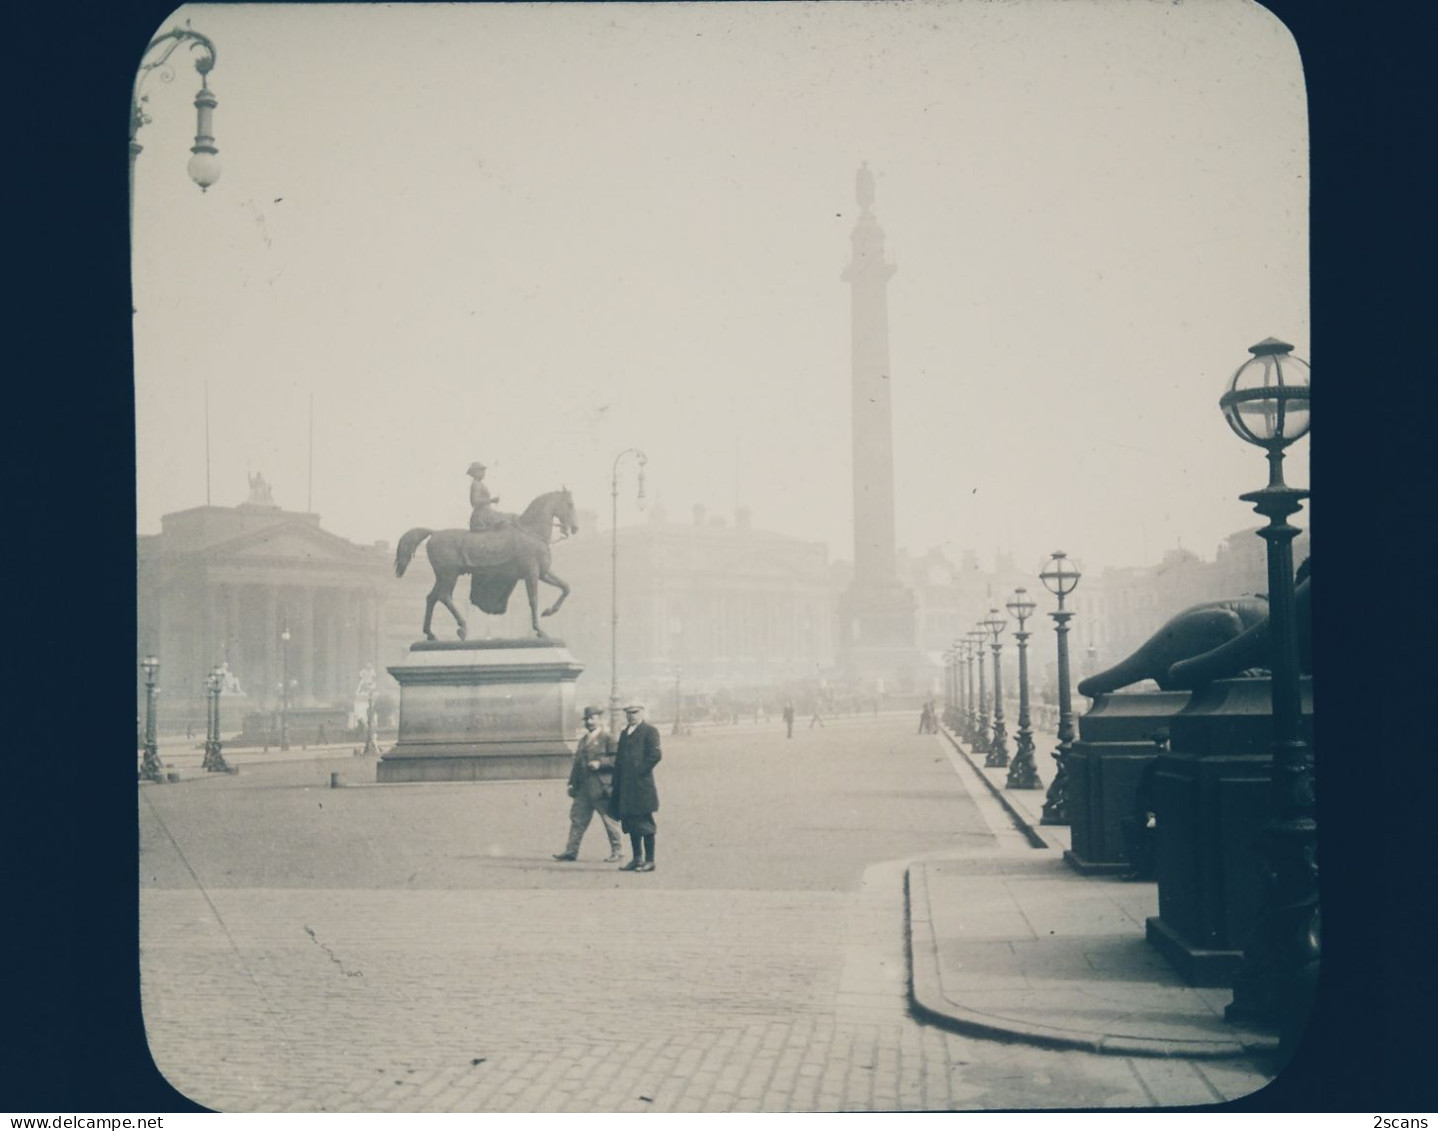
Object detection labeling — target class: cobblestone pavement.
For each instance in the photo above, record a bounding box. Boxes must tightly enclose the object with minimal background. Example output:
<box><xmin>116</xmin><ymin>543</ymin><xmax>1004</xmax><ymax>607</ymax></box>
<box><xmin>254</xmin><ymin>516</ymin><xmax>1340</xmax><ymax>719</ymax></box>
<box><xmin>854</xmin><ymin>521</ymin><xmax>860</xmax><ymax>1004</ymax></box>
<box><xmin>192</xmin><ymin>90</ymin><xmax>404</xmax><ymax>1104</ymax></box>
<box><xmin>139</xmin><ymin>714</ymin><xmax>1270</xmax><ymax>1112</ymax></box>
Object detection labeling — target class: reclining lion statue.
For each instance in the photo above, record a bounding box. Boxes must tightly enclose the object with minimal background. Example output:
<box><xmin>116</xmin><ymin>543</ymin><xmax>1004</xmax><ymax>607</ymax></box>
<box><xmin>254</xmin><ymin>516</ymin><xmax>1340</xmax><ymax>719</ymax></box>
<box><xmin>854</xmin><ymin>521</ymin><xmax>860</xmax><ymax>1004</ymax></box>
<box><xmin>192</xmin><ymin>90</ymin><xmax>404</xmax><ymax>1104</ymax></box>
<box><xmin>1077</xmin><ymin>559</ymin><xmax>1310</xmax><ymax>697</ymax></box>
<box><xmin>1165</xmin><ymin>564</ymin><xmax>1311</xmax><ymax>690</ymax></box>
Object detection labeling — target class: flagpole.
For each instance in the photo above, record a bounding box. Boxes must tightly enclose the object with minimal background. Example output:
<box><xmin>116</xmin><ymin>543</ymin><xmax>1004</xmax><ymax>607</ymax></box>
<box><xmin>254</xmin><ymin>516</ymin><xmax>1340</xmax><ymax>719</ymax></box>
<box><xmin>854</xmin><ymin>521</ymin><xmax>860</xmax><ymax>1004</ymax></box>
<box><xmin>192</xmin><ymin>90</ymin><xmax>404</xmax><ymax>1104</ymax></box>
<box><xmin>205</xmin><ymin>382</ymin><xmax>212</xmax><ymax>505</ymax></box>
<box><xmin>308</xmin><ymin>393</ymin><xmax>314</xmax><ymax>512</ymax></box>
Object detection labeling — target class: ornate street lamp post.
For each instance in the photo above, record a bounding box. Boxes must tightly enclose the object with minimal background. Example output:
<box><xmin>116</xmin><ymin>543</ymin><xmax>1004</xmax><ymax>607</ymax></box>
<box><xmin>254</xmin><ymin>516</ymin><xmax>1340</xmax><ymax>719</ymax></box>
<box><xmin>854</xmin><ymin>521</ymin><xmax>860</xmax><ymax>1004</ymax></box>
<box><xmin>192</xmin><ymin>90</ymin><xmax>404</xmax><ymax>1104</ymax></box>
<box><xmin>279</xmin><ymin>625</ymin><xmax>292</xmax><ymax>752</ymax></box>
<box><xmin>969</xmin><ymin>626</ymin><xmax>989</xmax><ymax>753</ymax></box>
<box><xmin>202</xmin><ymin>666</ymin><xmax>230</xmax><ymax>773</ymax></box>
<box><xmin>139</xmin><ymin>655</ymin><xmax>164</xmax><ymax>783</ymax></box>
<box><xmin>940</xmin><ymin>647</ymin><xmax>952</xmax><ymax>727</ymax></box>
<box><xmin>983</xmin><ymin>609</ymin><xmax>1010</xmax><ymax>767</ymax></box>
<box><xmin>609</xmin><ymin>448</ymin><xmax>647</xmax><ymax>735</ymax></box>
<box><xmin>1216</xmin><ymin>337</ymin><xmax>1315</xmax><ymax>1032</ymax></box>
<box><xmin>129</xmin><ymin>24</ymin><xmax>221</xmax><ymax>236</ymax></box>
<box><xmin>964</xmin><ymin>638</ymin><xmax>980</xmax><ymax>744</ymax></box>
<box><xmin>949</xmin><ymin>643</ymin><xmax>962</xmax><ymax>729</ymax></box>
<box><xmin>1005</xmin><ymin>588</ymin><xmax>1042</xmax><ymax>789</ymax></box>
<box><xmin>949</xmin><ymin>643</ymin><xmax>962</xmax><ymax>734</ymax></box>
<box><xmin>1039</xmin><ymin>551</ymin><xmax>1082</xmax><ymax>825</ymax></box>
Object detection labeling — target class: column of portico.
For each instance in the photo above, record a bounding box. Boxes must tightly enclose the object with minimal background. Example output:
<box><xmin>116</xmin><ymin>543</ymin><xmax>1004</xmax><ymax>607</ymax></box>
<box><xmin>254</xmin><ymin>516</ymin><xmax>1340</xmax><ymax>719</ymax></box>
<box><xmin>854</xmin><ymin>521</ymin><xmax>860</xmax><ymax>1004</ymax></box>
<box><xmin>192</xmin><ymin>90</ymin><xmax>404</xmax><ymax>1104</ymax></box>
<box><xmin>264</xmin><ymin>585</ymin><xmax>279</xmax><ymax>707</ymax></box>
<box><xmin>300</xmin><ymin>586</ymin><xmax>317</xmax><ymax>705</ymax></box>
<box><xmin>202</xmin><ymin>576</ymin><xmax>220</xmax><ymax>678</ymax></box>
<box><xmin>325</xmin><ymin>588</ymin><xmax>342</xmax><ymax>700</ymax></box>
<box><xmin>359</xmin><ymin>592</ymin><xmax>374</xmax><ymax>676</ymax></box>
<box><xmin>224</xmin><ymin>583</ymin><xmax>241</xmax><ymax>671</ymax></box>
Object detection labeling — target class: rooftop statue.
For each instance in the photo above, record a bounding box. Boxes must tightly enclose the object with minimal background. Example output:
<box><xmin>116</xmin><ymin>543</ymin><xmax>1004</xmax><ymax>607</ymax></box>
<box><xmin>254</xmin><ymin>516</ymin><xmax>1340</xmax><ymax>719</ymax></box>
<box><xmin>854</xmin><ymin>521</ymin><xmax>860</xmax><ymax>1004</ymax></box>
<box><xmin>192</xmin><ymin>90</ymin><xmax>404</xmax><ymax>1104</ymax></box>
<box><xmin>245</xmin><ymin>471</ymin><xmax>276</xmax><ymax>508</ymax></box>
<box><xmin>393</xmin><ymin>487</ymin><xmax>578</xmax><ymax>640</ymax></box>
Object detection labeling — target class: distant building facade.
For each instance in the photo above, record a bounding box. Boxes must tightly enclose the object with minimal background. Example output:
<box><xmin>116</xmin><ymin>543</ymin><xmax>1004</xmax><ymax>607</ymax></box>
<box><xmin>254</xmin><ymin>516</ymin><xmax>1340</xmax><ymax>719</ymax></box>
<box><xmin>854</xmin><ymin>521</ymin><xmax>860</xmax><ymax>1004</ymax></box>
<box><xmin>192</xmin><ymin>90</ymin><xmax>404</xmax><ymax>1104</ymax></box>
<box><xmin>138</xmin><ymin>486</ymin><xmax>837</xmax><ymax>730</ymax></box>
<box><xmin>138</xmin><ymin>478</ymin><xmax>1308</xmax><ymax>730</ymax></box>
<box><xmin>537</xmin><ymin>504</ymin><xmax>837</xmax><ymax>705</ymax></box>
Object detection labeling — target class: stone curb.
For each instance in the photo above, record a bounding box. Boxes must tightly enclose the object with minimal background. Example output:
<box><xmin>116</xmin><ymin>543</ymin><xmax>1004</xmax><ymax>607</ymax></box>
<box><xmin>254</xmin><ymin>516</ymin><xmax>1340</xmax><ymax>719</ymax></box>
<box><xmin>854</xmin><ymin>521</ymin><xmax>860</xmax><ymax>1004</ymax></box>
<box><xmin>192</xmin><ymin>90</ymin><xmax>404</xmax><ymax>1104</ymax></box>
<box><xmin>936</xmin><ymin>726</ymin><xmax>1049</xmax><ymax>848</ymax></box>
<box><xmin>905</xmin><ymin>862</ymin><xmax>1278</xmax><ymax>1059</ymax></box>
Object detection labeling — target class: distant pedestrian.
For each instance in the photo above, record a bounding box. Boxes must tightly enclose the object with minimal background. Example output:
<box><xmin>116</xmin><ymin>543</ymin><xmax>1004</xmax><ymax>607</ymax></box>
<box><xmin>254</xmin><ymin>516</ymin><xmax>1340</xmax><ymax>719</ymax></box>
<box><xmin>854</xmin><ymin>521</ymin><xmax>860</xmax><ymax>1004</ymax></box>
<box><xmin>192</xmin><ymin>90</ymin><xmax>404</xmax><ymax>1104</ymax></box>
<box><xmin>610</xmin><ymin>702</ymin><xmax>662</xmax><ymax>872</ymax></box>
<box><xmin>553</xmin><ymin>707</ymin><xmax>623</xmax><ymax>862</ymax></box>
<box><xmin>917</xmin><ymin>702</ymin><xmax>933</xmax><ymax>734</ymax></box>
<box><xmin>809</xmin><ymin>702</ymin><xmax>825</xmax><ymax>729</ymax></box>
<box><xmin>782</xmin><ymin>701</ymin><xmax>795</xmax><ymax>738</ymax></box>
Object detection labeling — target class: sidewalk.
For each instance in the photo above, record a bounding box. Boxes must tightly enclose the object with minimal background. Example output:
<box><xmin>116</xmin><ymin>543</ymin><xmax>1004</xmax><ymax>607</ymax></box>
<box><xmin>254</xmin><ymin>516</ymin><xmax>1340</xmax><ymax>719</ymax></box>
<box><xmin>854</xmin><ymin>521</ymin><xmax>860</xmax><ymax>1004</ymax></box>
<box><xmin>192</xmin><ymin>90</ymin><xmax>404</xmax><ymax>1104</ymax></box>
<box><xmin>139</xmin><ymin>735</ymin><xmax>374</xmax><ymax>779</ymax></box>
<box><xmin>907</xmin><ymin>725</ymin><xmax>1281</xmax><ymax>1060</ymax></box>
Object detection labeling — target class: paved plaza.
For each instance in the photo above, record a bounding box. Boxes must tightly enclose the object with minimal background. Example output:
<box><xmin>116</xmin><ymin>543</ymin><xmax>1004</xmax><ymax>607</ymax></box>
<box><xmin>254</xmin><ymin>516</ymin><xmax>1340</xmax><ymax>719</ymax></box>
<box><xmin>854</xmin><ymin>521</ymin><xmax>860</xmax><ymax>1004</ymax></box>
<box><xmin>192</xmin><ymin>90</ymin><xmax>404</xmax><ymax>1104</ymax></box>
<box><xmin>138</xmin><ymin>712</ymin><xmax>1276</xmax><ymax>1112</ymax></box>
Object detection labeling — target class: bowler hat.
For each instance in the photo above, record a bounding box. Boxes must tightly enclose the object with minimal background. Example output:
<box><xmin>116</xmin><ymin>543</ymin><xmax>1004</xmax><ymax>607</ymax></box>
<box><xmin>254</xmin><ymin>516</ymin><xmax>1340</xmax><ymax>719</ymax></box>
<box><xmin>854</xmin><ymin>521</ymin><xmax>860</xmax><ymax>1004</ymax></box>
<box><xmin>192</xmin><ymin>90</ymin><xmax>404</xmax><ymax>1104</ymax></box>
<box><xmin>582</xmin><ymin>706</ymin><xmax>603</xmax><ymax>719</ymax></box>
<box><xmin>467</xmin><ymin>461</ymin><xmax>487</xmax><ymax>475</ymax></box>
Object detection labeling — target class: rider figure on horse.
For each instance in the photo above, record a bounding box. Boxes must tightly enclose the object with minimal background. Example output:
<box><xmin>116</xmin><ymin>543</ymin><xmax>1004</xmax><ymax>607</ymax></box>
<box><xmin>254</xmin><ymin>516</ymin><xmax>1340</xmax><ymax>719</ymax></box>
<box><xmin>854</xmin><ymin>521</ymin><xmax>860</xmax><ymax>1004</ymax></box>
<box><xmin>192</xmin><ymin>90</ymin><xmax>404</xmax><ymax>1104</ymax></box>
<box><xmin>467</xmin><ymin>462</ymin><xmax>510</xmax><ymax>533</ymax></box>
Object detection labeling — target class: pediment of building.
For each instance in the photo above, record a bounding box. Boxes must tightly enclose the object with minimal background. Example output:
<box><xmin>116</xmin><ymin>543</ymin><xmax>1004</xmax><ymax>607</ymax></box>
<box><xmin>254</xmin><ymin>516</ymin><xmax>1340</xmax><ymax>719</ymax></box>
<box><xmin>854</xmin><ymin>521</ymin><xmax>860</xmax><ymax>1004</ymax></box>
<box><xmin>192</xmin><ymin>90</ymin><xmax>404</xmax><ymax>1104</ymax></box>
<box><xmin>201</xmin><ymin>522</ymin><xmax>371</xmax><ymax>565</ymax></box>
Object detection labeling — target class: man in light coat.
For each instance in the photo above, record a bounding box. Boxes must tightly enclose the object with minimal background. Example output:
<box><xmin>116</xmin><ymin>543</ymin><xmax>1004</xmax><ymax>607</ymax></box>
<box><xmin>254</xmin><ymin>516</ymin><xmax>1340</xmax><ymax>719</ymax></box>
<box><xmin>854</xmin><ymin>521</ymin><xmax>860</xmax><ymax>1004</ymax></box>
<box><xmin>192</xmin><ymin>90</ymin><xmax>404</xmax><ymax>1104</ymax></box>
<box><xmin>610</xmin><ymin>701</ymin><xmax>662</xmax><ymax>872</ymax></box>
<box><xmin>553</xmin><ymin>706</ymin><xmax>624</xmax><ymax>862</ymax></box>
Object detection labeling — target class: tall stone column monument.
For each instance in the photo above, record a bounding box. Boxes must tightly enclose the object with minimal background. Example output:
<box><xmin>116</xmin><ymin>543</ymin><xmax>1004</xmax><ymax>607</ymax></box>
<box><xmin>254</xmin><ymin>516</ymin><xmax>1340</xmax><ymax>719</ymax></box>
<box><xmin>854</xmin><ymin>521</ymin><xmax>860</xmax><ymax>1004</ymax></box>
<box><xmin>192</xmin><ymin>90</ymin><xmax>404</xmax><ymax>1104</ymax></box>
<box><xmin>837</xmin><ymin>163</ymin><xmax>918</xmax><ymax>691</ymax></box>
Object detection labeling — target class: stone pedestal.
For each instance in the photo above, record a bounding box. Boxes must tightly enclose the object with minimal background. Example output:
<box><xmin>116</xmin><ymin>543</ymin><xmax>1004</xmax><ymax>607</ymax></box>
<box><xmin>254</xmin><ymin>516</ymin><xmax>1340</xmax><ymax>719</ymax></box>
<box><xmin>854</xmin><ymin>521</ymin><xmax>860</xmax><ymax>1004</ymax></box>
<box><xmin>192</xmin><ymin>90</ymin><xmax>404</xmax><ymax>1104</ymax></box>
<box><xmin>377</xmin><ymin>639</ymin><xmax>584</xmax><ymax>783</ymax></box>
<box><xmin>1063</xmin><ymin>690</ymin><xmax>1191</xmax><ymax>875</ymax></box>
<box><xmin>1144</xmin><ymin>677</ymin><xmax>1314</xmax><ymax>986</ymax></box>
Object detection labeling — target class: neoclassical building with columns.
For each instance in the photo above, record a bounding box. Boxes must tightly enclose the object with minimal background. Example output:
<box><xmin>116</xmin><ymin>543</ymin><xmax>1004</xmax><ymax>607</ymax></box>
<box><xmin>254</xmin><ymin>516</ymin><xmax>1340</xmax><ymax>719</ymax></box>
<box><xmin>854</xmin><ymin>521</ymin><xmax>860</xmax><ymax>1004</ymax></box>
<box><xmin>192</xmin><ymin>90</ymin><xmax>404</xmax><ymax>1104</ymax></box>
<box><xmin>136</xmin><ymin>478</ymin><xmax>423</xmax><ymax>730</ymax></box>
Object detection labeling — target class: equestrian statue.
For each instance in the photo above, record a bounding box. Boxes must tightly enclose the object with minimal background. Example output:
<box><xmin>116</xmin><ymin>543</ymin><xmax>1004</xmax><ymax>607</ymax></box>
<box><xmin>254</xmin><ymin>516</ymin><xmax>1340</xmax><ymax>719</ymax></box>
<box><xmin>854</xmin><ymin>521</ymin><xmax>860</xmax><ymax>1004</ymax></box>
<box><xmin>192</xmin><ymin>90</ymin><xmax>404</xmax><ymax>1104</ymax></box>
<box><xmin>394</xmin><ymin>486</ymin><xmax>579</xmax><ymax>641</ymax></box>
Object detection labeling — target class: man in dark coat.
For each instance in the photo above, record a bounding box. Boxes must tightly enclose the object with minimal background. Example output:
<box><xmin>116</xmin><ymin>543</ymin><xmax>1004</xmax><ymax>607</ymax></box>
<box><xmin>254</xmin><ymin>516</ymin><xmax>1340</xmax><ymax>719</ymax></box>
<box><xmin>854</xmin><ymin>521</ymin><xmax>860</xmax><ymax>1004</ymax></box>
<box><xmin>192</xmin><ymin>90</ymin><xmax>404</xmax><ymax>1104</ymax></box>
<box><xmin>610</xmin><ymin>701</ymin><xmax>662</xmax><ymax>872</ymax></box>
<box><xmin>553</xmin><ymin>706</ymin><xmax>624</xmax><ymax>863</ymax></box>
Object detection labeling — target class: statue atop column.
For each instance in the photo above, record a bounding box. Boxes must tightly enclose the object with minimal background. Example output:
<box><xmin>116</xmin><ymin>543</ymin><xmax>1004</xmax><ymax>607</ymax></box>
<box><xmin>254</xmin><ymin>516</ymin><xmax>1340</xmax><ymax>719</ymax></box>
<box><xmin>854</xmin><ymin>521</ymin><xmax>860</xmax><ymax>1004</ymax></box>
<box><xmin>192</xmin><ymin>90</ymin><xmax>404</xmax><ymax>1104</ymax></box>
<box><xmin>856</xmin><ymin>160</ymin><xmax>875</xmax><ymax>213</ymax></box>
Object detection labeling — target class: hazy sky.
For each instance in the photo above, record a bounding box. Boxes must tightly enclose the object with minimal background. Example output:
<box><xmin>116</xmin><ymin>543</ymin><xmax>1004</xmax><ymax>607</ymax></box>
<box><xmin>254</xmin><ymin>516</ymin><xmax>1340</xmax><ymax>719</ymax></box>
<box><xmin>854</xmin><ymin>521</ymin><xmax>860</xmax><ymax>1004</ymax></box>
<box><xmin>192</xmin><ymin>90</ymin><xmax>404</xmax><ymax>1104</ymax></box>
<box><xmin>133</xmin><ymin>0</ymin><xmax>1310</xmax><ymax>574</ymax></box>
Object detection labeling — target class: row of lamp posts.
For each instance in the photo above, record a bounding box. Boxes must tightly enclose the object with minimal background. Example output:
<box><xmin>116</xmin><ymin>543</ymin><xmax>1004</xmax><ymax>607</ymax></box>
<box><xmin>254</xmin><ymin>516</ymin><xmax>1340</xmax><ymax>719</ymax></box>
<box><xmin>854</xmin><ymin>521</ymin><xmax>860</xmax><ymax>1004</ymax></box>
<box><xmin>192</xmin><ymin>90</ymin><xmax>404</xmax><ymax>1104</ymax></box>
<box><xmin>938</xmin><ymin>338</ymin><xmax>1314</xmax><ymax>1032</ymax></box>
<box><xmin>138</xmin><ymin>656</ymin><xmax>232</xmax><ymax>782</ymax></box>
<box><xmin>941</xmin><ymin>552</ymin><xmax>1083</xmax><ymax>821</ymax></box>
<box><xmin>140</xmin><ymin>623</ymin><xmax>387</xmax><ymax>779</ymax></box>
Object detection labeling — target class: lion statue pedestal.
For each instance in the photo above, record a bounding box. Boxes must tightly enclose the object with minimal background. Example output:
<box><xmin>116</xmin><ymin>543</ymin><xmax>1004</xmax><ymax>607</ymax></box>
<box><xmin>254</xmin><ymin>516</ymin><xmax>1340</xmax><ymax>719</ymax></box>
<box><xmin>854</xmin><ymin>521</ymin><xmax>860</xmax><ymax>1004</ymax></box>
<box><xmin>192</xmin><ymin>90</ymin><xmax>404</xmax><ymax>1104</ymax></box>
<box><xmin>1063</xmin><ymin>689</ymin><xmax>1192</xmax><ymax>876</ymax></box>
<box><xmin>1144</xmin><ymin>675</ymin><xmax>1314</xmax><ymax>986</ymax></box>
<box><xmin>376</xmin><ymin>638</ymin><xmax>584</xmax><ymax>783</ymax></box>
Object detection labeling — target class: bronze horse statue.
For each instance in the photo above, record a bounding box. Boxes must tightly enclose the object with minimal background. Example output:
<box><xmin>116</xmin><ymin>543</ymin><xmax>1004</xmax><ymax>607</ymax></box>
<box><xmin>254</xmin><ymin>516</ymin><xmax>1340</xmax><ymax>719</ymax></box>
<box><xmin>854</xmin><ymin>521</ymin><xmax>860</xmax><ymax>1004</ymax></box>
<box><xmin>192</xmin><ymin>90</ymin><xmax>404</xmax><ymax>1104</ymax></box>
<box><xmin>394</xmin><ymin>488</ymin><xmax>578</xmax><ymax>641</ymax></box>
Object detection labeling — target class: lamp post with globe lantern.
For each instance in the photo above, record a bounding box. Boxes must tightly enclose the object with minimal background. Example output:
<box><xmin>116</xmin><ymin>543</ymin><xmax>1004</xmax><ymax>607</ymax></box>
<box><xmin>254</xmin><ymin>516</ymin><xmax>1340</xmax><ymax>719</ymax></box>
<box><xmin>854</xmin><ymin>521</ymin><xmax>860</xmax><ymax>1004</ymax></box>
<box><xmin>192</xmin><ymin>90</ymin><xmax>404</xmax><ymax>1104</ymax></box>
<box><xmin>972</xmin><ymin>632</ymin><xmax>983</xmax><ymax>747</ymax></box>
<box><xmin>968</xmin><ymin>627</ymin><xmax>989</xmax><ymax>753</ymax></box>
<box><xmin>609</xmin><ymin>449</ymin><xmax>647</xmax><ymax>735</ymax></box>
<box><xmin>202</xmin><ymin>666</ymin><xmax>230</xmax><ymax>773</ymax></box>
<box><xmin>279</xmin><ymin>625</ymin><xmax>293</xmax><ymax>751</ymax></box>
<box><xmin>1214</xmin><ymin>337</ymin><xmax>1316</xmax><ymax>1037</ymax></box>
<box><xmin>1039</xmin><ymin>552</ymin><xmax>1082</xmax><ymax>825</ymax></box>
<box><xmin>139</xmin><ymin>655</ymin><xmax>164</xmax><ymax>783</ymax></box>
<box><xmin>1005</xmin><ymin>588</ymin><xmax>1042</xmax><ymax>789</ymax></box>
<box><xmin>982</xmin><ymin>608</ymin><xmax>1010</xmax><ymax>768</ymax></box>
<box><xmin>949</xmin><ymin>640</ymin><xmax>966</xmax><ymax>730</ymax></box>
